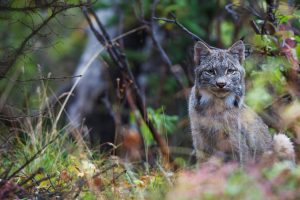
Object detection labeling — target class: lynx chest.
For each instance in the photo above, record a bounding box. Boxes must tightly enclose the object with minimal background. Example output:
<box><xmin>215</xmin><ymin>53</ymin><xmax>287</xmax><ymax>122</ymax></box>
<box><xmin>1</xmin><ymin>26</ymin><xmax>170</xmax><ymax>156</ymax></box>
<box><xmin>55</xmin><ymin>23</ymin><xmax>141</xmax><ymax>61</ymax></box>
<box><xmin>190</xmin><ymin>98</ymin><xmax>241</xmax><ymax>153</ymax></box>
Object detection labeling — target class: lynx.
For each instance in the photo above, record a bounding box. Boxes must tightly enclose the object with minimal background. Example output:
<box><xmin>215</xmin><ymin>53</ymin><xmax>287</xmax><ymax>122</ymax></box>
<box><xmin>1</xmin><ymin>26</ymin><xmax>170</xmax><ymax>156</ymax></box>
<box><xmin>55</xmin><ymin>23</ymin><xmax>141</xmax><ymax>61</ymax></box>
<box><xmin>189</xmin><ymin>40</ymin><xmax>295</xmax><ymax>164</ymax></box>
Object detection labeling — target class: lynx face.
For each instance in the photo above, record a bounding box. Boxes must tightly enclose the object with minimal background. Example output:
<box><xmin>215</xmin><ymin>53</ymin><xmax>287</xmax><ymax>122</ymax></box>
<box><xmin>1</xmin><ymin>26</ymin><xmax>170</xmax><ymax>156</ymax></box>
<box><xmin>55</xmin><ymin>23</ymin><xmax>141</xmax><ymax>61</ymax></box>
<box><xmin>194</xmin><ymin>41</ymin><xmax>245</xmax><ymax>99</ymax></box>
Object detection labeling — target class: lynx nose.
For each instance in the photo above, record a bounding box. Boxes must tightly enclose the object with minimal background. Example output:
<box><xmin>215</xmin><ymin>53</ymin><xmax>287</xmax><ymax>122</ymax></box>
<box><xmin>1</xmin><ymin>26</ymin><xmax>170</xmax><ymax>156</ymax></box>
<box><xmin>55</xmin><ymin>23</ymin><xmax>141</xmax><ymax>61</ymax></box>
<box><xmin>216</xmin><ymin>81</ymin><xmax>226</xmax><ymax>88</ymax></box>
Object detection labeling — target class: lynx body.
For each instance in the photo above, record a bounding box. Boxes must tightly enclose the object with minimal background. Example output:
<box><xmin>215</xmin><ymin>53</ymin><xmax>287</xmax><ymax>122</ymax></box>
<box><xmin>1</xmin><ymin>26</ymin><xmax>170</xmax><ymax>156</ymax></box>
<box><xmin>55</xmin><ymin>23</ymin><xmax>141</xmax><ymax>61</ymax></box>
<box><xmin>189</xmin><ymin>41</ymin><xmax>294</xmax><ymax>163</ymax></box>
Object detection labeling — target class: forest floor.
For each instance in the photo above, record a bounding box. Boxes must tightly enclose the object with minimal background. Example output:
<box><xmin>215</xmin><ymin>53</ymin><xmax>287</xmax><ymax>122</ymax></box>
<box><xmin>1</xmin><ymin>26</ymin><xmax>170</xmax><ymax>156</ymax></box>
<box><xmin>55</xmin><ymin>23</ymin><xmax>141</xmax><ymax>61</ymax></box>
<box><xmin>1</xmin><ymin>121</ymin><xmax>300</xmax><ymax>200</ymax></box>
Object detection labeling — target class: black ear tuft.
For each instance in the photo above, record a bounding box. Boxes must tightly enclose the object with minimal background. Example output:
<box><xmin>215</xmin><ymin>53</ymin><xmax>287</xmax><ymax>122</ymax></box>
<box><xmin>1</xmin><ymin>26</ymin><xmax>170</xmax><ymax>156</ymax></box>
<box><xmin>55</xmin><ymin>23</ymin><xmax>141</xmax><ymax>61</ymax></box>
<box><xmin>194</xmin><ymin>41</ymin><xmax>211</xmax><ymax>65</ymax></box>
<box><xmin>228</xmin><ymin>40</ymin><xmax>245</xmax><ymax>64</ymax></box>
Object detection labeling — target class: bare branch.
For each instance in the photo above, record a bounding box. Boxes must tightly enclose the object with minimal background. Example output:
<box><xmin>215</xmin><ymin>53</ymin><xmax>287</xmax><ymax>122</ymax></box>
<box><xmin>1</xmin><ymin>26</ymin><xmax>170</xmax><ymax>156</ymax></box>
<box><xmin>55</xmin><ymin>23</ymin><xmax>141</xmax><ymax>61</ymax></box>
<box><xmin>150</xmin><ymin>0</ymin><xmax>186</xmax><ymax>91</ymax></box>
<box><xmin>82</xmin><ymin>7</ymin><xmax>173</xmax><ymax>165</ymax></box>
<box><xmin>153</xmin><ymin>13</ymin><xmax>253</xmax><ymax>57</ymax></box>
<box><xmin>0</xmin><ymin>1</ymin><xmax>93</xmax><ymax>78</ymax></box>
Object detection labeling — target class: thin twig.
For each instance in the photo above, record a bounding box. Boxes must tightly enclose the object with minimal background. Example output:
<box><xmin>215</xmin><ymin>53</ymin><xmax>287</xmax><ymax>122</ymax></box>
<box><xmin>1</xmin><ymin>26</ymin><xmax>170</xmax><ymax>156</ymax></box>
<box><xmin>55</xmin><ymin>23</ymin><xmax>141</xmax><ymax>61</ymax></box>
<box><xmin>3</xmin><ymin>75</ymin><xmax>82</xmax><ymax>83</ymax></box>
<box><xmin>152</xmin><ymin>15</ymin><xmax>219</xmax><ymax>51</ymax></box>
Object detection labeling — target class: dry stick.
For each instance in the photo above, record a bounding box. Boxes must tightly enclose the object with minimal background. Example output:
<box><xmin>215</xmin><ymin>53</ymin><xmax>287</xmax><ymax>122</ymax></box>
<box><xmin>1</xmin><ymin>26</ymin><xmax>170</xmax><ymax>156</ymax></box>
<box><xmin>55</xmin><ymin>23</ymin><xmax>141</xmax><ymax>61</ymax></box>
<box><xmin>37</xmin><ymin>25</ymin><xmax>147</xmax><ymax>124</ymax></box>
<box><xmin>150</xmin><ymin>0</ymin><xmax>185</xmax><ymax>91</ymax></box>
<box><xmin>82</xmin><ymin>7</ymin><xmax>171</xmax><ymax>164</ymax></box>
<box><xmin>87</xmin><ymin>8</ymin><xmax>133</xmax><ymax>81</ymax></box>
<box><xmin>3</xmin><ymin>75</ymin><xmax>82</xmax><ymax>83</ymax></box>
<box><xmin>52</xmin><ymin>23</ymin><xmax>148</xmax><ymax>132</ymax></box>
<box><xmin>89</xmin><ymin>8</ymin><xmax>172</xmax><ymax>162</ymax></box>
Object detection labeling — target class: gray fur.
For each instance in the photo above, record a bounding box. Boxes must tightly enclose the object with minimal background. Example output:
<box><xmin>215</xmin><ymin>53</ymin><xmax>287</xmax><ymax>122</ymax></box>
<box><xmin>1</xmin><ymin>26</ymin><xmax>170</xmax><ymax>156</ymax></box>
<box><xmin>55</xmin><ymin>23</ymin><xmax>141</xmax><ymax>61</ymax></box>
<box><xmin>189</xmin><ymin>41</ymin><xmax>272</xmax><ymax>163</ymax></box>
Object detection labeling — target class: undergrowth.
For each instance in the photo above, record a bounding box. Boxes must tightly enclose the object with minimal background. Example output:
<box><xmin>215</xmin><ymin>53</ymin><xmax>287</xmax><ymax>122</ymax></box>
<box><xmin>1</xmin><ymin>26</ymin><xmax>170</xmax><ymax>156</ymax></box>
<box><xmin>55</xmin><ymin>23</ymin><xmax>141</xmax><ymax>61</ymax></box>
<box><xmin>2</xmin><ymin>97</ymin><xmax>300</xmax><ymax>199</ymax></box>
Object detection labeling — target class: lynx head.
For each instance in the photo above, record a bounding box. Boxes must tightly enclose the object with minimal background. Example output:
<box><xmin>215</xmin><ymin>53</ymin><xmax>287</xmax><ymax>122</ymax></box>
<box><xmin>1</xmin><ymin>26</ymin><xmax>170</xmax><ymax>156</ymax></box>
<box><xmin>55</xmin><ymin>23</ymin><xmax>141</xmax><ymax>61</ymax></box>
<box><xmin>193</xmin><ymin>41</ymin><xmax>245</xmax><ymax>107</ymax></box>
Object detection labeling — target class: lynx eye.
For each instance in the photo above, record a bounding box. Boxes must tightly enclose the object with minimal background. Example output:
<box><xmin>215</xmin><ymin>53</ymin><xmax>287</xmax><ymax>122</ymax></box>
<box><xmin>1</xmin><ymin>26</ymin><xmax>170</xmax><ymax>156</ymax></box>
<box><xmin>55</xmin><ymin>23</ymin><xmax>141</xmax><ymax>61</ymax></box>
<box><xmin>226</xmin><ymin>68</ymin><xmax>237</xmax><ymax>74</ymax></box>
<box><xmin>204</xmin><ymin>69</ymin><xmax>216</xmax><ymax>76</ymax></box>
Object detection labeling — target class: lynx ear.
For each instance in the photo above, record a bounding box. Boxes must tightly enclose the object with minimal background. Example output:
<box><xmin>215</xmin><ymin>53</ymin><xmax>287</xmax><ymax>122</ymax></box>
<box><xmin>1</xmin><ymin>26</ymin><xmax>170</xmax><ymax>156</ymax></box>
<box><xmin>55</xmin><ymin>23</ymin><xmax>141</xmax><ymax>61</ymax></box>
<box><xmin>228</xmin><ymin>40</ymin><xmax>245</xmax><ymax>63</ymax></box>
<box><xmin>194</xmin><ymin>41</ymin><xmax>212</xmax><ymax>65</ymax></box>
